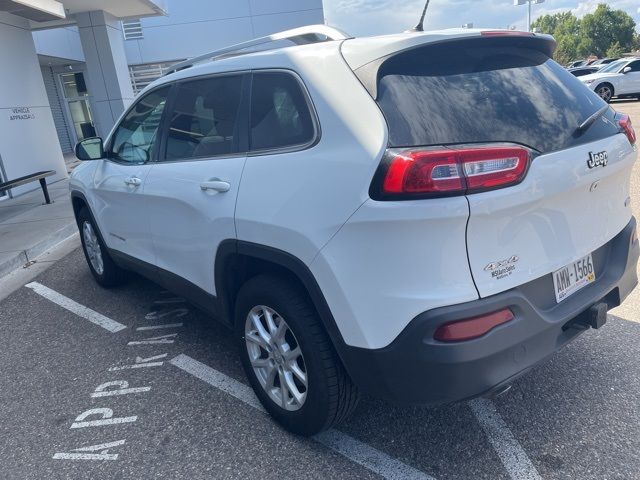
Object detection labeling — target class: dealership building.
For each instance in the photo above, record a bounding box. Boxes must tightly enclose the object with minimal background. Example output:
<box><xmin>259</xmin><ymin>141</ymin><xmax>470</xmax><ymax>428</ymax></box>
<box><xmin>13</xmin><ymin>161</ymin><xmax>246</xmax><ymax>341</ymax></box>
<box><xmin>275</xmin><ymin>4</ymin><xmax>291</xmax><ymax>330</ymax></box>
<box><xmin>0</xmin><ymin>0</ymin><xmax>324</xmax><ymax>199</ymax></box>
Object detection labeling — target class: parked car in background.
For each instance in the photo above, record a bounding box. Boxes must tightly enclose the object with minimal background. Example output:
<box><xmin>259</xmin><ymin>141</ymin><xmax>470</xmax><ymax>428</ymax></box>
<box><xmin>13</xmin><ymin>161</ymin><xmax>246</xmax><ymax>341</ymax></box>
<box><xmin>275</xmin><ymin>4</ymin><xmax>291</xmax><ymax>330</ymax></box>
<box><xmin>567</xmin><ymin>59</ymin><xmax>587</xmax><ymax>68</ymax></box>
<box><xmin>569</xmin><ymin>66</ymin><xmax>599</xmax><ymax>77</ymax></box>
<box><xmin>591</xmin><ymin>58</ymin><xmax>619</xmax><ymax>67</ymax></box>
<box><xmin>69</xmin><ymin>27</ymin><xmax>639</xmax><ymax>436</ymax></box>
<box><xmin>580</xmin><ymin>58</ymin><xmax>640</xmax><ymax>102</ymax></box>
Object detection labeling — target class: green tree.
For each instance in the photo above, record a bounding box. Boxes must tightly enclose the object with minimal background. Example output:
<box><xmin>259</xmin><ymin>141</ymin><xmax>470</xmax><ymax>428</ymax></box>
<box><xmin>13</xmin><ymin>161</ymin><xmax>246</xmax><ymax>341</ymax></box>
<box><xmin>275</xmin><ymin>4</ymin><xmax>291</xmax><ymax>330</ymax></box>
<box><xmin>532</xmin><ymin>4</ymin><xmax>637</xmax><ymax>63</ymax></box>
<box><xmin>606</xmin><ymin>41</ymin><xmax>625</xmax><ymax>58</ymax></box>
<box><xmin>532</xmin><ymin>11</ymin><xmax>584</xmax><ymax>64</ymax></box>
<box><xmin>580</xmin><ymin>4</ymin><xmax>636</xmax><ymax>57</ymax></box>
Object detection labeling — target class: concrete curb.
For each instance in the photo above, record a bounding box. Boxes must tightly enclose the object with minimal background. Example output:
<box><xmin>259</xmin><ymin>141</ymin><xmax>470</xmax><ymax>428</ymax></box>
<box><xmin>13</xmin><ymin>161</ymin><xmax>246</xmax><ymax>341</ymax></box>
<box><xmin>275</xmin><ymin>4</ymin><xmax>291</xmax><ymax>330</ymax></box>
<box><xmin>0</xmin><ymin>221</ymin><xmax>78</xmax><ymax>279</ymax></box>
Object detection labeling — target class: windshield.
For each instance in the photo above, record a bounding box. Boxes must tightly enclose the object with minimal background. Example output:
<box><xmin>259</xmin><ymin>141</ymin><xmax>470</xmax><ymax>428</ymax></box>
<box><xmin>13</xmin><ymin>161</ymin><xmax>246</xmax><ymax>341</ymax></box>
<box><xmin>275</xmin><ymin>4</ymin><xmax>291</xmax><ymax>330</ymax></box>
<box><xmin>375</xmin><ymin>40</ymin><xmax>619</xmax><ymax>154</ymax></box>
<box><xmin>599</xmin><ymin>60</ymin><xmax>627</xmax><ymax>73</ymax></box>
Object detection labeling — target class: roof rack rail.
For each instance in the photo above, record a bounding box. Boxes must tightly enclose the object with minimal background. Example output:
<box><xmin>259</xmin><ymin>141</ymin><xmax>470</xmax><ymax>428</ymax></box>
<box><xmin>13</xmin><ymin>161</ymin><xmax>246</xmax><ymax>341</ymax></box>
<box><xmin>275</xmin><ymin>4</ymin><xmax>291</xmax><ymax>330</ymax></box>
<box><xmin>165</xmin><ymin>25</ymin><xmax>350</xmax><ymax>76</ymax></box>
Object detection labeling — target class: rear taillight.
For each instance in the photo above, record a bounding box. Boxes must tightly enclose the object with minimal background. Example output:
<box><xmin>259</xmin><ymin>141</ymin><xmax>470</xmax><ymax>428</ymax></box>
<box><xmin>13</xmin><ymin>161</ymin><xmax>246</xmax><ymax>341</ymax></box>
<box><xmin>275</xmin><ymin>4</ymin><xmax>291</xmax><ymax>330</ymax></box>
<box><xmin>618</xmin><ymin>114</ymin><xmax>637</xmax><ymax>145</ymax></box>
<box><xmin>373</xmin><ymin>146</ymin><xmax>530</xmax><ymax>199</ymax></box>
<box><xmin>433</xmin><ymin>309</ymin><xmax>514</xmax><ymax>342</ymax></box>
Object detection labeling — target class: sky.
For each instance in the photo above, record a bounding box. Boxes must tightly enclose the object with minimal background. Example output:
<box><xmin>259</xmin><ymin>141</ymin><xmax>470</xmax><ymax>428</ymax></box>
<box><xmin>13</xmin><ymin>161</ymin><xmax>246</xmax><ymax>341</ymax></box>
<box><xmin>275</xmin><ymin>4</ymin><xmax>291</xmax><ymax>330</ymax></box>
<box><xmin>323</xmin><ymin>0</ymin><xmax>640</xmax><ymax>36</ymax></box>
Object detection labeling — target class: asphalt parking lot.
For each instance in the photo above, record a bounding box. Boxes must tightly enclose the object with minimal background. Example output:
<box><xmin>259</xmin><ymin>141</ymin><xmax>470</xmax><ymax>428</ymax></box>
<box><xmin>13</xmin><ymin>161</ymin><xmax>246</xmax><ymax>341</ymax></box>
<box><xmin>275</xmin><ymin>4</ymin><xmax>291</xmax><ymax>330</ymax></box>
<box><xmin>1</xmin><ymin>100</ymin><xmax>640</xmax><ymax>480</ymax></box>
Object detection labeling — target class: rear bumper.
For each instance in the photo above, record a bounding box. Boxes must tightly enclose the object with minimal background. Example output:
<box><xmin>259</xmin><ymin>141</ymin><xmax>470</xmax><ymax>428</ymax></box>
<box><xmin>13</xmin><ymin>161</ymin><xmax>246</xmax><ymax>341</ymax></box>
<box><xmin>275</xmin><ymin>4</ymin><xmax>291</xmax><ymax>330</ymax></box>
<box><xmin>340</xmin><ymin>217</ymin><xmax>639</xmax><ymax>405</ymax></box>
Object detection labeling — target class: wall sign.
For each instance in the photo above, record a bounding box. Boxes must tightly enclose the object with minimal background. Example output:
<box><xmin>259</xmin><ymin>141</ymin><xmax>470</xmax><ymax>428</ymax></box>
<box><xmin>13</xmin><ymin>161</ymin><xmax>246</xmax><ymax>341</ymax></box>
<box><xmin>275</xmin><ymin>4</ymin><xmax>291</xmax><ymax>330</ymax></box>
<box><xmin>9</xmin><ymin>107</ymin><xmax>35</xmax><ymax>121</ymax></box>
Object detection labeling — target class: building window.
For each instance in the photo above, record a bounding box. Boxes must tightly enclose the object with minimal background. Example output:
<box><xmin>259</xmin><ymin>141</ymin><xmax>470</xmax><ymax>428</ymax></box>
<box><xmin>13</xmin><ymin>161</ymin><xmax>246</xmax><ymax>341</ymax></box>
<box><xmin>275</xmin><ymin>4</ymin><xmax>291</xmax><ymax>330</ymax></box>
<box><xmin>129</xmin><ymin>62</ymin><xmax>184</xmax><ymax>95</ymax></box>
<box><xmin>122</xmin><ymin>19</ymin><xmax>143</xmax><ymax>40</ymax></box>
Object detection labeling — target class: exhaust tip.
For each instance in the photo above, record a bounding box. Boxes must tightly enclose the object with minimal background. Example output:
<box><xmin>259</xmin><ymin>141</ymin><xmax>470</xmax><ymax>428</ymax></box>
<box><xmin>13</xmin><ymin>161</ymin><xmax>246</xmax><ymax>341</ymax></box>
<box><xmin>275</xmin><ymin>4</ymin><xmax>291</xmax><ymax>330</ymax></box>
<box><xmin>487</xmin><ymin>384</ymin><xmax>512</xmax><ymax>399</ymax></box>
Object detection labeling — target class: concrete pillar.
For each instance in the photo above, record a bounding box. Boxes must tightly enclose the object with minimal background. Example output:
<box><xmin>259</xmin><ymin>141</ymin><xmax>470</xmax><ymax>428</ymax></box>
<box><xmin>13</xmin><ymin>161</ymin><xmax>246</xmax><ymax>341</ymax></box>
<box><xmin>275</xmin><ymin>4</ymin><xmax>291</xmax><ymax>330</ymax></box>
<box><xmin>0</xmin><ymin>13</ymin><xmax>67</xmax><ymax>197</ymax></box>
<box><xmin>77</xmin><ymin>11</ymin><xmax>134</xmax><ymax>137</ymax></box>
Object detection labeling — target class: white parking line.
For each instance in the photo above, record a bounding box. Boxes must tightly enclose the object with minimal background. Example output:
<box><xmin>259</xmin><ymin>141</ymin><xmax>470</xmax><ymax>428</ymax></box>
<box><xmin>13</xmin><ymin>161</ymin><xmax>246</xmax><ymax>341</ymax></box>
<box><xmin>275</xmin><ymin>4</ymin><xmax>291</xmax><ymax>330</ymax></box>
<box><xmin>169</xmin><ymin>354</ymin><xmax>434</xmax><ymax>480</ymax></box>
<box><xmin>136</xmin><ymin>323</ymin><xmax>183</xmax><ymax>331</ymax></box>
<box><xmin>469</xmin><ymin>398</ymin><xmax>542</xmax><ymax>480</ymax></box>
<box><xmin>314</xmin><ymin>429</ymin><xmax>435</xmax><ymax>480</ymax></box>
<box><xmin>24</xmin><ymin>282</ymin><xmax>126</xmax><ymax>333</ymax></box>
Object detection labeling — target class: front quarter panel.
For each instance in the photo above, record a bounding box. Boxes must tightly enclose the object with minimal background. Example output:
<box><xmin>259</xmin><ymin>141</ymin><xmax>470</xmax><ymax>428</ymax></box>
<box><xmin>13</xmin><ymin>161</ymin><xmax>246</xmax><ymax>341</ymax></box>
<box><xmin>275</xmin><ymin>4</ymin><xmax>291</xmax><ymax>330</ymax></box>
<box><xmin>69</xmin><ymin>160</ymin><xmax>99</xmax><ymax>214</ymax></box>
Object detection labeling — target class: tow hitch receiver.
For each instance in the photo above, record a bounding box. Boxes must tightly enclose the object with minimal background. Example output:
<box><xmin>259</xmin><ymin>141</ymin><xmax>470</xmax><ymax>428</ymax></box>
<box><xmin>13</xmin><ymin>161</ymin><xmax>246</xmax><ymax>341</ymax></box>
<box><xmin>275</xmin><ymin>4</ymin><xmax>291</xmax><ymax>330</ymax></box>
<box><xmin>588</xmin><ymin>302</ymin><xmax>608</xmax><ymax>329</ymax></box>
<box><xmin>565</xmin><ymin>302</ymin><xmax>608</xmax><ymax>331</ymax></box>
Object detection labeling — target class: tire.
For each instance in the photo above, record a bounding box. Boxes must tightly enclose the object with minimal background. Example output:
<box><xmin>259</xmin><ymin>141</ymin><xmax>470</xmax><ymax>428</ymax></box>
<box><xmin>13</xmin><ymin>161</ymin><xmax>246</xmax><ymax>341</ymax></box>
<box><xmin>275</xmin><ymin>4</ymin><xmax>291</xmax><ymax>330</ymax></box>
<box><xmin>595</xmin><ymin>83</ymin><xmax>613</xmax><ymax>103</ymax></box>
<box><xmin>235</xmin><ymin>274</ymin><xmax>359</xmax><ymax>436</ymax></box>
<box><xmin>77</xmin><ymin>207</ymin><xmax>127</xmax><ymax>287</ymax></box>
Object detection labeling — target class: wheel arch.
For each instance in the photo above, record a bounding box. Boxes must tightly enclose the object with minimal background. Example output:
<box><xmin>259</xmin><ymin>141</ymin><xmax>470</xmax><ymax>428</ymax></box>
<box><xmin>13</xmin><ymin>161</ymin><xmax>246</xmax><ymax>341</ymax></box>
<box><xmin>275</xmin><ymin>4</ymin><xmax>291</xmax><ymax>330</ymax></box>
<box><xmin>595</xmin><ymin>81</ymin><xmax>615</xmax><ymax>98</ymax></box>
<box><xmin>70</xmin><ymin>190</ymin><xmax>88</xmax><ymax>224</ymax></box>
<box><xmin>70</xmin><ymin>191</ymin><xmax>110</xmax><ymax>251</ymax></box>
<box><xmin>215</xmin><ymin>240</ymin><xmax>350</xmax><ymax>358</ymax></box>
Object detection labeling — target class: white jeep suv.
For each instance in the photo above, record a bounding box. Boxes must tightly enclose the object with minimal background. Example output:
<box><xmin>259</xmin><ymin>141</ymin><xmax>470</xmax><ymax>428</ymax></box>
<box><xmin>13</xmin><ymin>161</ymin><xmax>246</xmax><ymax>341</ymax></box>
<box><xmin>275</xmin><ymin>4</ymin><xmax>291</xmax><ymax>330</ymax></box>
<box><xmin>70</xmin><ymin>26</ymin><xmax>639</xmax><ymax>436</ymax></box>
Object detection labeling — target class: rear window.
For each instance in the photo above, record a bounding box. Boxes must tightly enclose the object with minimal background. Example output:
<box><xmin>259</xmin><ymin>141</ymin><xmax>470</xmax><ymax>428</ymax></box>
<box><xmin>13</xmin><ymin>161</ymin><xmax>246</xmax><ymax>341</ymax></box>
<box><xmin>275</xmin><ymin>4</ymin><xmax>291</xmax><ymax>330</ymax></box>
<box><xmin>375</xmin><ymin>39</ymin><xmax>619</xmax><ymax>153</ymax></box>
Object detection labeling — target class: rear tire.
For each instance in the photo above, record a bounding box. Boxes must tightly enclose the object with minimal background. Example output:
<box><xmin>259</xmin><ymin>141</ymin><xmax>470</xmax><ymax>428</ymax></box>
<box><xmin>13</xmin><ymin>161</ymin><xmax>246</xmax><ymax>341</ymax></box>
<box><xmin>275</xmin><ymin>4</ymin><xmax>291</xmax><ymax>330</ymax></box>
<box><xmin>235</xmin><ymin>274</ymin><xmax>359</xmax><ymax>436</ymax></box>
<box><xmin>77</xmin><ymin>207</ymin><xmax>127</xmax><ymax>287</ymax></box>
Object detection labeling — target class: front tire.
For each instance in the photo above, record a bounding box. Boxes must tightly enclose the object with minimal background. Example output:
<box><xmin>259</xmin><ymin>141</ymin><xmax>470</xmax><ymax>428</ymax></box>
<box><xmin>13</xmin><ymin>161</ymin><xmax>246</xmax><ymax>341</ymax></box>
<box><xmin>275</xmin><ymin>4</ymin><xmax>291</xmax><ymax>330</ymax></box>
<box><xmin>235</xmin><ymin>274</ymin><xmax>359</xmax><ymax>436</ymax></box>
<box><xmin>77</xmin><ymin>207</ymin><xmax>127</xmax><ymax>287</ymax></box>
<box><xmin>595</xmin><ymin>83</ymin><xmax>613</xmax><ymax>103</ymax></box>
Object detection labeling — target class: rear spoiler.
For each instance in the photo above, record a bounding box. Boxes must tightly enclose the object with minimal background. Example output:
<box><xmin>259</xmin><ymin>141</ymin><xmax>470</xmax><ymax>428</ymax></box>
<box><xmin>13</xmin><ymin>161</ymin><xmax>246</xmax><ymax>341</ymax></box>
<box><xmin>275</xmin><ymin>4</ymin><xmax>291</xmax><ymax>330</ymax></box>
<box><xmin>349</xmin><ymin>33</ymin><xmax>557</xmax><ymax>100</ymax></box>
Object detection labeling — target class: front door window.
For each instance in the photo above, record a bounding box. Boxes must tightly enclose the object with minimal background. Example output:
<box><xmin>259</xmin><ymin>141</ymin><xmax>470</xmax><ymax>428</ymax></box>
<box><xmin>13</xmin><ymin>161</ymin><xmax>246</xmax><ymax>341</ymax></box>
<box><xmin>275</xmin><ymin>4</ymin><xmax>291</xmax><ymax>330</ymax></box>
<box><xmin>60</xmin><ymin>72</ymin><xmax>96</xmax><ymax>141</ymax></box>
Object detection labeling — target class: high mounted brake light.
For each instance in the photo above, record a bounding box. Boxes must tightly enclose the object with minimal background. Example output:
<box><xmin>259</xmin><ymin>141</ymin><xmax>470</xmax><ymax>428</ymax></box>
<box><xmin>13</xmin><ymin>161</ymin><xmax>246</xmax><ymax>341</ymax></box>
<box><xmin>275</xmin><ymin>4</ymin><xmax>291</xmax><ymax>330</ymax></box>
<box><xmin>481</xmin><ymin>30</ymin><xmax>535</xmax><ymax>37</ymax></box>
<box><xmin>372</xmin><ymin>146</ymin><xmax>531</xmax><ymax>200</ymax></box>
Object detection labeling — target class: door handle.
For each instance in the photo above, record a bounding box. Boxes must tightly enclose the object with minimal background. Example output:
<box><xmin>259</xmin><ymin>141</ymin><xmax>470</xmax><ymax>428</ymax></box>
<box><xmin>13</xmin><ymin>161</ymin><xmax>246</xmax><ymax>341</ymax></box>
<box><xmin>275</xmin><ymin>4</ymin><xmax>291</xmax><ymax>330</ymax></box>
<box><xmin>200</xmin><ymin>179</ymin><xmax>231</xmax><ymax>193</ymax></box>
<box><xmin>124</xmin><ymin>176</ymin><xmax>142</xmax><ymax>187</ymax></box>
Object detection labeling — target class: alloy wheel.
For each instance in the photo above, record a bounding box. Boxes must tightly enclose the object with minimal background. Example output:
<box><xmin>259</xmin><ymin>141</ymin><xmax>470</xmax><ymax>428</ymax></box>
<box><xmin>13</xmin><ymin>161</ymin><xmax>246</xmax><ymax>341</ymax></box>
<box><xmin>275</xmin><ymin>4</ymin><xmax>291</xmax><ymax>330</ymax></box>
<box><xmin>244</xmin><ymin>305</ymin><xmax>308</xmax><ymax>411</ymax></box>
<box><xmin>82</xmin><ymin>221</ymin><xmax>104</xmax><ymax>275</ymax></box>
<box><xmin>597</xmin><ymin>85</ymin><xmax>612</xmax><ymax>102</ymax></box>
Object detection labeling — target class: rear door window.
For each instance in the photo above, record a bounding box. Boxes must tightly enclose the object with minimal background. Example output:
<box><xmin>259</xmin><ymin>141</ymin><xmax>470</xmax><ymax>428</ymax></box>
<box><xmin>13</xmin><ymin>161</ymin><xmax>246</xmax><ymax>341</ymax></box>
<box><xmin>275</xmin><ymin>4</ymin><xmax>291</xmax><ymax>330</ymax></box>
<box><xmin>374</xmin><ymin>38</ymin><xmax>620</xmax><ymax>153</ymax></box>
<box><xmin>164</xmin><ymin>74</ymin><xmax>244</xmax><ymax>160</ymax></box>
<box><xmin>249</xmin><ymin>71</ymin><xmax>316</xmax><ymax>152</ymax></box>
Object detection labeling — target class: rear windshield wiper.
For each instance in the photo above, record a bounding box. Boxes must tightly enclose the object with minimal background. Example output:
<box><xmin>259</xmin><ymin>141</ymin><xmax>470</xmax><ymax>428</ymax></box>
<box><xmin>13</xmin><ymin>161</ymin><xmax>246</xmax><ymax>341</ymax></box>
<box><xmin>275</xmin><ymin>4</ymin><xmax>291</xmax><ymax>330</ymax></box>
<box><xmin>576</xmin><ymin>105</ymin><xmax>609</xmax><ymax>135</ymax></box>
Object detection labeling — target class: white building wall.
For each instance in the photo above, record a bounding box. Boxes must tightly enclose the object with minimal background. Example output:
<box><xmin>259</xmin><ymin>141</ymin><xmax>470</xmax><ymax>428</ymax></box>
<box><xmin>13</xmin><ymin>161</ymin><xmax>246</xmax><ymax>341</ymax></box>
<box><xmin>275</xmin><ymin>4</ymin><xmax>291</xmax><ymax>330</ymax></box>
<box><xmin>0</xmin><ymin>13</ymin><xmax>67</xmax><ymax>195</ymax></box>
<box><xmin>33</xmin><ymin>26</ymin><xmax>84</xmax><ymax>62</ymax></box>
<box><xmin>123</xmin><ymin>0</ymin><xmax>325</xmax><ymax>65</ymax></box>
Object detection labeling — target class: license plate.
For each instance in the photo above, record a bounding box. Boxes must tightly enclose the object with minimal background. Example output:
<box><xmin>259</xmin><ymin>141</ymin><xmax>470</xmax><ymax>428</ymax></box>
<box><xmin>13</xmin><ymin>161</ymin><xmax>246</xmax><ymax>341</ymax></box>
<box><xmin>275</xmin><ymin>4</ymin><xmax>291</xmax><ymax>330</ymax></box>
<box><xmin>552</xmin><ymin>253</ymin><xmax>596</xmax><ymax>303</ymax></box>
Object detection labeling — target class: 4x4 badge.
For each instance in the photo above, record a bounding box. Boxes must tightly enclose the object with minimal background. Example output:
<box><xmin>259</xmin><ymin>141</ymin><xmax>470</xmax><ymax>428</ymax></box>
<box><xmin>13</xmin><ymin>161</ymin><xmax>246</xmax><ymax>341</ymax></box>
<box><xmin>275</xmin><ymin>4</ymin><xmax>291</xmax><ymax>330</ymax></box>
<box><xmin>587</xmin><ymin>151</ymin><xmax>608</xmax><ymax>169</ymax></box>
<box><xmin>484</xmin><ymin>255</ymin><xmax>519</xmax><ymax>279</ymax></box>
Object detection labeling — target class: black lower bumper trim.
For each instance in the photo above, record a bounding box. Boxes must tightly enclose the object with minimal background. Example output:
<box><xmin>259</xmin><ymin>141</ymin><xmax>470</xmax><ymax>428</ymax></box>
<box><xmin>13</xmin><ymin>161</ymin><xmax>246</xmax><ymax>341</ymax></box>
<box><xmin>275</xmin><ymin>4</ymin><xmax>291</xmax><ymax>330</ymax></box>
<box><xmin>339</xmin><ymin>218</ymin><xmax>639</xmax><ymax>405</ymax></box>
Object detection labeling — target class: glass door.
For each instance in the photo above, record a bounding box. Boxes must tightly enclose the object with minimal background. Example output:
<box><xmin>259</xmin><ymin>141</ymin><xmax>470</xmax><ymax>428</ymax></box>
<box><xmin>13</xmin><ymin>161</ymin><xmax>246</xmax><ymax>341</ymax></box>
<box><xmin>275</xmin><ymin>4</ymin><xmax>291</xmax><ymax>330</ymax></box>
<box><xmin>60</xmin><ymin>72</ymin><xmax>96</xmax><ymax>142</ymax></box>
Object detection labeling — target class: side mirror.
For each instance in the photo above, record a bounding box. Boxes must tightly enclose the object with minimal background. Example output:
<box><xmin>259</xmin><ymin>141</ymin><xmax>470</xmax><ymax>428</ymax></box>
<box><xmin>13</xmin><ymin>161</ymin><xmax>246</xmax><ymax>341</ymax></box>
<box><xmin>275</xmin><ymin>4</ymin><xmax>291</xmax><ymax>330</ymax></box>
<box><xmin>623</xmin><ymin>66</ymin><xmax>632</xmax><ymax>74</ymax></box>
<box><xmin>75</xmin><ymin>137</ymin><xmax>104</xmax><ymax>161</ymax></box>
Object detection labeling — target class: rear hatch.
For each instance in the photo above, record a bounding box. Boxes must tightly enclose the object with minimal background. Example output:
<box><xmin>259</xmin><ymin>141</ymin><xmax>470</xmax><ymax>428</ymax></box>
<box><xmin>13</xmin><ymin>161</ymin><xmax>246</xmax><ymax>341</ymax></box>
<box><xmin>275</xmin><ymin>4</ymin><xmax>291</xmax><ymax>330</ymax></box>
<box><xmin>350</xmin><ymin>33</ymin><xmax>637</xmax><ymax>298</ymax></box>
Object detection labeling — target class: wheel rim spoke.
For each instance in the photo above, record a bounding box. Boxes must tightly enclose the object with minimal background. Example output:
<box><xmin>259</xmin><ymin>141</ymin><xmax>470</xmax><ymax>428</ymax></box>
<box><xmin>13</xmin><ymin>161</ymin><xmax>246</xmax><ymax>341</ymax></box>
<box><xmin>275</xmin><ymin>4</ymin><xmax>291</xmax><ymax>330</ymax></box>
<box><xmin>282</xmin><ymin>345</ymin><xmax>300</xmax><ymax>362</ymax></box>
<box><xmin>273</xmin><ymin>319</ymin><xmax>287</xmax><ymax>342</ymax></box>
<box><xmin>265</xmin><ymin>363</ymin><xmax>278</xmax><ymax>389</ymax></box>
<box><xmin>283</xmin><ymin>371</ymin><xmax>305</xmax><ymax>405</ymax></box>
<box><xmin>264</xmin><ymin>308</ymin><xmax>277</xmax><ymax>335</ymax></box>
<box><xmin>250</xmin><ymin>357</ymin><xmax>271</xmax><ymax>369</ymax></box>
<box><xmin>290</xmin><ymin>362</ymin><xmax>307</xmax><ymax>384</ymax></box>
<box><xmin>250</xmin><ymin>312</ymin><xmax>272</xmax><ymax>345</ymax></box>
<box><xmin>279</xmin><ymin>370</ymin><xmax>289</xmax><ymax>407</ymax></box>
<box><xmin>246</xmin><ymin>331</ymin><xmax>269</xmax><ymax>351</ymax></box>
